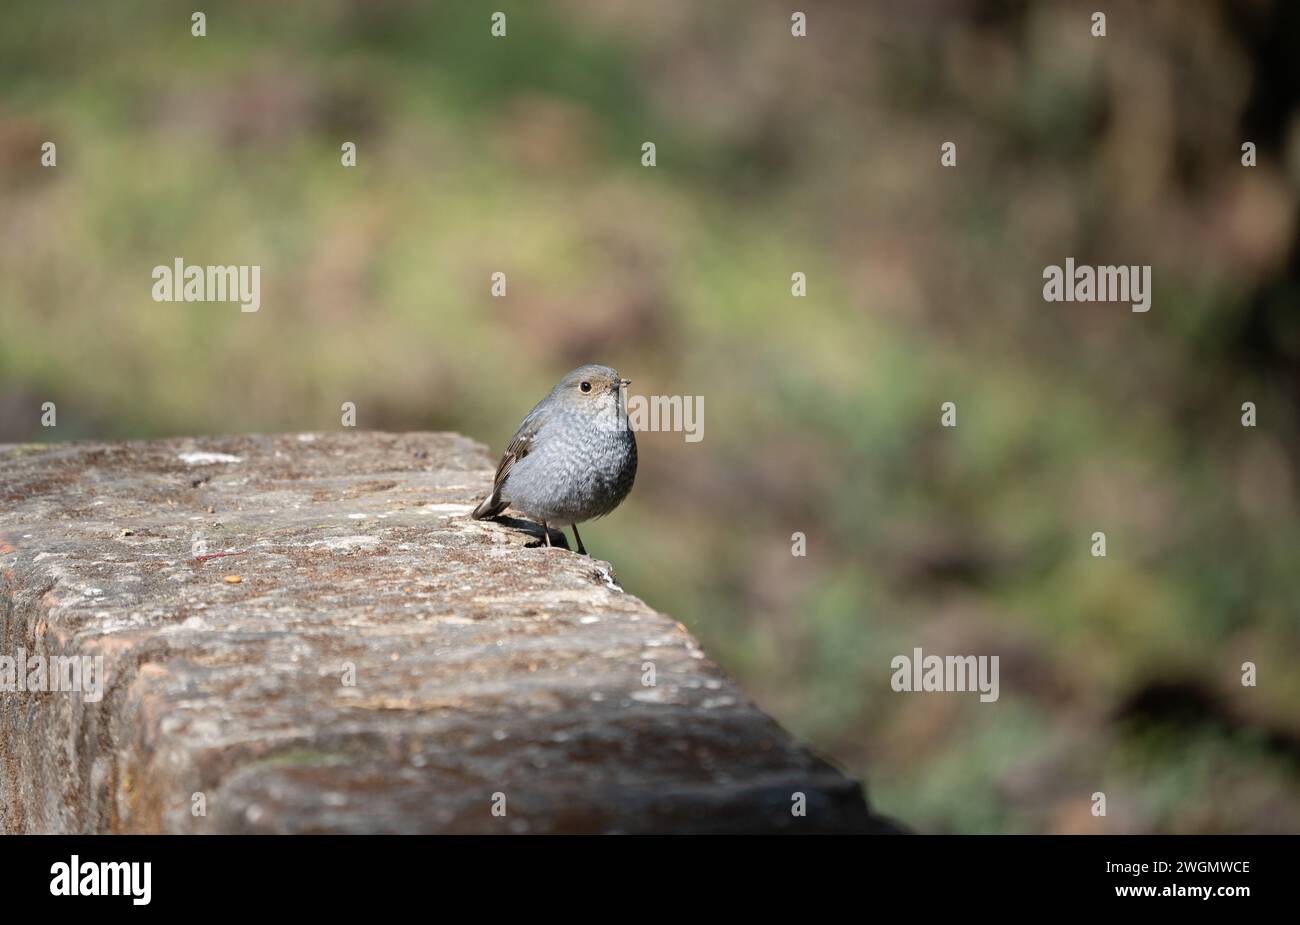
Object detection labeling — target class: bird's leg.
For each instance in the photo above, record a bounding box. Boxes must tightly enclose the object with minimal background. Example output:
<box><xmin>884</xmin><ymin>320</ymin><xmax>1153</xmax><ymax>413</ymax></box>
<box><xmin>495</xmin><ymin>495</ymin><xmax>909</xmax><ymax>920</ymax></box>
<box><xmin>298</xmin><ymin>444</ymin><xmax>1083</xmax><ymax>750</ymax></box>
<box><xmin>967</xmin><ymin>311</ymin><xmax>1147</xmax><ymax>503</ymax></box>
<box><xmin>542</xmin><ymin>520</ymin><xmax>551</xmax><ymax>547</ymax></box>
<box><xmin>571</xmin><ymin>523</ymin><xmax>587</xmax><ymax>556</ymax></box>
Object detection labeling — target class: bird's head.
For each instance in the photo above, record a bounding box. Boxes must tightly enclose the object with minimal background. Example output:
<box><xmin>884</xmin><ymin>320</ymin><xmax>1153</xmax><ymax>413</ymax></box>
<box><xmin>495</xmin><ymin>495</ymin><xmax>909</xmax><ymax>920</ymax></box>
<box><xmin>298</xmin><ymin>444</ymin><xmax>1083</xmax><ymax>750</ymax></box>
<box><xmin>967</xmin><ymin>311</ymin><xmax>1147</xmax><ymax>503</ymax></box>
<box><xmin>552</xmin><ymin>364</ymin><xmax>631</xmax><ymax>420</ymax></box>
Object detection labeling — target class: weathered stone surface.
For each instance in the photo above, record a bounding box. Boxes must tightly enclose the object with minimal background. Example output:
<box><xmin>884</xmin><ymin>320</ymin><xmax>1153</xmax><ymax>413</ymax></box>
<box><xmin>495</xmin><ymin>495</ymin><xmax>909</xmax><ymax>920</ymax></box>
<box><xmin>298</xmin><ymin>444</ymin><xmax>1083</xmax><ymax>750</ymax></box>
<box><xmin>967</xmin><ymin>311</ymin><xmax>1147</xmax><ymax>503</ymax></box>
<box><xmin>0</xmin><ymin>432</ymin><xmax>893</xmax><ymax>833</ymax></box>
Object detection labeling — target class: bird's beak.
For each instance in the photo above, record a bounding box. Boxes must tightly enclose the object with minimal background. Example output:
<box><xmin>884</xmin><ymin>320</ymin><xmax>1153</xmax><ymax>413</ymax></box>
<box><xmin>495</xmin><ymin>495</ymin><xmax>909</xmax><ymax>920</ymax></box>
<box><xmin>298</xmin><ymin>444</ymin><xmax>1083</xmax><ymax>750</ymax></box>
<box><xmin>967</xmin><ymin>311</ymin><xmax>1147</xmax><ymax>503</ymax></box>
<box><xmin>619</xmin><ymin>378</ymin><xmax>631</xmax><ymax>387</ymax></box>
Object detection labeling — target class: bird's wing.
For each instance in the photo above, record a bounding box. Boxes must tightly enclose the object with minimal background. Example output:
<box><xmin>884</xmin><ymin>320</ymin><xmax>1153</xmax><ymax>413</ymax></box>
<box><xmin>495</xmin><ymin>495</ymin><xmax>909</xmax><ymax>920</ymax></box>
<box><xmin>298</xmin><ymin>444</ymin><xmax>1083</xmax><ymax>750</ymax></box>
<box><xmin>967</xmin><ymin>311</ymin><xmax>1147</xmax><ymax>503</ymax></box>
<box><xmin>490</xmin><ymin>402</ymin><xmax>549</xmax><ymax>498</ymax></box>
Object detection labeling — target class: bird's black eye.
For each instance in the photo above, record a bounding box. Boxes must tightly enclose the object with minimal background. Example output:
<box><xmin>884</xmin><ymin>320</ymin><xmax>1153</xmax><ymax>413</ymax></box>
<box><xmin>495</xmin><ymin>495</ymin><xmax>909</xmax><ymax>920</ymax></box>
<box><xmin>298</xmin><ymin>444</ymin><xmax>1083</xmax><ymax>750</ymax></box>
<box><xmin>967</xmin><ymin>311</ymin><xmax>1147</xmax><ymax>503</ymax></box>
<box><xmin>580</xmin><ymin>381</ymin><xmax>592</xmax><ymax>393</ymax></box>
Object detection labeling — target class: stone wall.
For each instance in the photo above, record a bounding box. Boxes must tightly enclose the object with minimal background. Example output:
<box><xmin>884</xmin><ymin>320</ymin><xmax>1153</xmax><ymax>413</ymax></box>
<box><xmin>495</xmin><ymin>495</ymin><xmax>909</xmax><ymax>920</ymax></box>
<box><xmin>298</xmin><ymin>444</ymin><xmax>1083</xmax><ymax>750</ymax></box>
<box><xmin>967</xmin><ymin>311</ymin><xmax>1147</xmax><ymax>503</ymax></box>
<box><xmin>0</xmin><ymin>433</ymin><xmax>894</xmax><ymax>833</ymax></box>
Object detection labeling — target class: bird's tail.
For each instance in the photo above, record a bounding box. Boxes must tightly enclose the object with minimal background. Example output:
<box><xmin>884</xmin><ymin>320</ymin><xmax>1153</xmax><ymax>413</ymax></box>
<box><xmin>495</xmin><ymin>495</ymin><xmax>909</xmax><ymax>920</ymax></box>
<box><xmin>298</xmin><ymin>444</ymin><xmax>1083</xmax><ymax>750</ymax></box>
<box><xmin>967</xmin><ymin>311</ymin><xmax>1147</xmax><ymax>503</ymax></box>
<box><xmin>471</xmin><ymin>493</ymin><xmax>507</xmax><ymax>520</ymax></box>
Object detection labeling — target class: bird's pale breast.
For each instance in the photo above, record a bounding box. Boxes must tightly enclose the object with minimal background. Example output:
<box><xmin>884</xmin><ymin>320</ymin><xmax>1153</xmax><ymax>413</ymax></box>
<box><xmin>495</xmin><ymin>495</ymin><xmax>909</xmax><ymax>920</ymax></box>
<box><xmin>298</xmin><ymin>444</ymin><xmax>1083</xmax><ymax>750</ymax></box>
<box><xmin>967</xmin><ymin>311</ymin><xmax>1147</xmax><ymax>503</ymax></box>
<box><xmin>502</xmin><ymin>409</ymin><xmax>636</xmax><ymax>525</ymax></box>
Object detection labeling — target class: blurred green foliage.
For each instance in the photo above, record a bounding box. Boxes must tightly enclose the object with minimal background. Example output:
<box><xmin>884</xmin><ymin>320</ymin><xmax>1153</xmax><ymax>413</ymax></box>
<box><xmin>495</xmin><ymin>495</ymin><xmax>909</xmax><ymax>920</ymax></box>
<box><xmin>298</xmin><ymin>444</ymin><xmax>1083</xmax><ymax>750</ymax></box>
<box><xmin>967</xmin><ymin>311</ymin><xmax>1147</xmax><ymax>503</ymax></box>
<box><xmin>3</xmin><ymin>0</ymin><xmax>1299</xmax><ymax>832</ymax></box>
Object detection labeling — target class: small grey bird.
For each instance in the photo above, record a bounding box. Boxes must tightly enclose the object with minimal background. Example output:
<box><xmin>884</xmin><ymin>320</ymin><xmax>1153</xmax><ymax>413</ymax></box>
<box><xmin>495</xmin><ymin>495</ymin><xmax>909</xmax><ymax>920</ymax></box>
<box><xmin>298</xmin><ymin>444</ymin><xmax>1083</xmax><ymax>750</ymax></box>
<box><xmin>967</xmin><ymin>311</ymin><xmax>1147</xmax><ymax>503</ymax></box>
<box><xmin>472</xmin><ymin>364</ymin><xmax>637</xmax><ymax>556</ymax></box>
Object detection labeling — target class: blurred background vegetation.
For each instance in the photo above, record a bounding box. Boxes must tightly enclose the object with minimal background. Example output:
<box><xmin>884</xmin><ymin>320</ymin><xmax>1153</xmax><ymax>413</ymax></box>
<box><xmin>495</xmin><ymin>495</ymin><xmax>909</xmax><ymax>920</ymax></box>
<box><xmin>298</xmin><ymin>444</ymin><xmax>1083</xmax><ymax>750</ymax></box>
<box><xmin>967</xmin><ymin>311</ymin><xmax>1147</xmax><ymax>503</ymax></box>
<box><xmin>3</xmin><ymin>0</ymin><xmax>1300</xmax><ymax>833</ymax></box>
